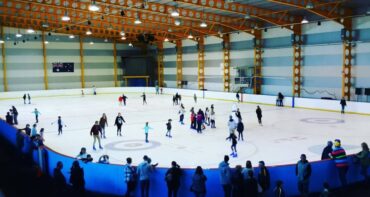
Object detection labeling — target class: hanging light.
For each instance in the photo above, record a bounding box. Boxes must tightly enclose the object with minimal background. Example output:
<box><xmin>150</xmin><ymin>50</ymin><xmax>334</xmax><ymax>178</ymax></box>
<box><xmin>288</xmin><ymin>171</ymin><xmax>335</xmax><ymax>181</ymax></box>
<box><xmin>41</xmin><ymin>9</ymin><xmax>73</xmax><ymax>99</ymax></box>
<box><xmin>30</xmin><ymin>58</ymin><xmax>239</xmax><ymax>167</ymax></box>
<box><xmin>171</xmin><ymin>9</ymin><xmax>179</xmax><ymax>17</ymax></box>
<box><xmin>244</xmin><ymin>13</ymin><xmax>251</xmax><ymax>19</ymax></box>
<box><xmin>61</xmin><ymin>11</ymin><xmax>71</xmax><ymax>21</ymax></box>
<box><xmin>128</xmin><ymin>42</ymin><xmax>133</xmax><ymax>47</ymax></box>
<box><xmin>0</xmin><ymin>40</ymin><xmax>4</xmax><ymax>44</ymax></box>
<box><xmin>301</xmin><ymin>16</ymin><xmax>309</xmax><ymax>24</ymax></box>
<box><xmin>134</xmin><ymin>17</ymin><xmax>142</xmax><ymax>24</ymax></box>
<box><xmin>42</xmin><ymin>22</ymin><xmax>49</xmax><ymax>28</ymax></box>
<box><xmin>200</xmin><ymin>21</ymin><xmax>207</xmax><ymax>28</ymax></box>
<box><xmin>164</xmin><ymin>38</ymin><xmax>169</xmax><ymax>42</ymax></box>
<box><xmin>89</xmin><ymin>41</ymin><xmax>94</xmax><ymax>45</ymax></box>
<box><xmin>26</xmin><ymin>28</ymin><xmax>35</xmax><ymax>33</ymax></box>
<box><xmin>305</xmin><ymin>0</ymin><xmax>314</xmax><ymax>9</ymax></box>
<box><xmin>15</xmin><ymin>30</ymin><xmax>22</xmax><ymax>38</ymax></box>
<box><xmin>86</xmin><ymin>29</ymin><xmax>92</xmax><ymax>35</ymax></box>
<box><xmin>120</xmin><ymin>30</ymin><xmax>125</xmax><ymax>36</ymax></box>
<box><xmin>121</xmin><ymin>36</ymin><xmax>126</xmax><ymax>40</ymax></box>
<box><xmin>174</xmin><ymin>19</ymin><xmax>181</xmax><ymax>26</ymax></box>
<box><xmin>44</xmin><ymin>40</ymin><xmax>49</xmax><ymax>44</ymax></box>
<box><xmin>188</xmin><ymin>33</ymin><xmax>193</xmax><ymax>39</ymax></box>
<box><xmin>89</xmin><ymin>0</ymin><xmax>100</xmax><ymax>12</ymax></box>
<box><xmin>104</xmin><ymin>38</ymin><xmax>108</xmax><ymax>42</ymax></box>
<box><xmin>69</xmin><ymin>35</ymin><xmax>75</xmax><ymax>39</ymax></box>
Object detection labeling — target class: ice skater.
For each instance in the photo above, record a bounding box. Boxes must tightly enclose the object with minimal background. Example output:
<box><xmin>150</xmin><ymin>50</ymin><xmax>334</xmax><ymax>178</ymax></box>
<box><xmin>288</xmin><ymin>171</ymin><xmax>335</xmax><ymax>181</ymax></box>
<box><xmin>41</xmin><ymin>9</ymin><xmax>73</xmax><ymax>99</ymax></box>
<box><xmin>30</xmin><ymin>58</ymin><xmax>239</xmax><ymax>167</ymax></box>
<box><xmin>205</xmin><ymin>107</ymin><xmax>210</xmax><ymax>126</ymax></box>
<box><xmin>196</xmin><ymin>111</ymin><xmax>203</xmax><ymax>133</ymax></box>
<box><xmin>81</xmin><ymin>90</ymin><xmax>85</xmax><ymax>96</ymax></box>
<box><xmin>143</xmin><ymin>122</ymin><xmax>153</xmax><ymax>143</ymax></box>
<box><xmin>210</xmin><ymin>110</ymin><xmax>216</xmax><ymax>128</ymax></box>
<box><xmin>226</xmin><ymin>133</ymin><xmax>238</xmax><ymax>157</ymax></box>
<box><xmin>114</xmin><ymin>113</ymin><xmax>125</xmax><ymax>136</ymax></box>
<box><xmin>166</xmin><ymin>119</ymin><xmax>172</xmax><ymax>138</ymax></box>
<box><xmin>236</xmin><ymin>118</ymin><xmax>244</xmax><ymax>141</ymax></box>
<box><xmin>51</xmin><ymin>116</ymin><xmax>67</xmax><ymax>135</ymax></box>
<box><xmin>179</xmin><ymin>104</ymin><xmax>185</xmax><ymax>125</ymax></box>
<box><xmin>141</xmin><ymin>92</ymin><xmax>147</xmax><ymax>105</ymax></box>
<box><xmin>11</xmin><ymin>106</ymin><xmax>18</xmax><ymax>125</ymax></box>
<box><xmin>118</xmin><ymin>96</ymin><xmax>123</xmax><ymax>106</ymax></box>
<box><xmin>160</xmin><ymin>88</ymin><xmax>163</xmax><ymax>94</ymax></box>
<box><xmin>227</xmin><ymin>116</ymin><xmax>236</xmax><ymax>140</ymax></box>
<box><xmin>99</xmin><ymin>113</ymin><xmax>108</xmax><ymax>138</ymax></box>
<box><xmin>190</xmin><ymin>111</ymin><xmax>196</xmax><ymax>129</ymax></box>
<box><xmin>122</xmin><ymin>94</ymin><xmax>128</xmax><ymax>106</ymax></box>
<box><xmin>194</xmin><ymin>94</ymin><xmax>197</xmax><ymax>103</ymax></box>
<box><xmin>23</xmin><ymin>94</ymin><xmax>27</xmax><ymax>104</ymax></box>
<box><xmin>235</xmin><ymin>108</ymin><xmax>242</xmax><ymax>122</ymax></box>
<box><xmin>155</xmin><ymin>85</ymin><xmax>159</xmax><ymax>95</ymax></box>
<box><xmin>27</xmin><ymin>93</ymin><xmax>31</xmax><ymax>104</ymax></box>
<box><xmin>236</xmin><ymin>91</ymin><xmax>240</xmax><ymax>103</ymax></box>
<box><xmin>90</xmin><ymin>121</ymin><xmax>103</xmax><ymax>150</ymax></box>
<box><xmin>256</xmin><ymin>106</ymin><xmax>263</xmax><ymax>125</ymax></box>
<box><xmin>340</xmin><ymin>97</ymin><xmax>347</xmax><ymax>114</ymax></box>
<box><xmin>32</xmin><ymin>108</ymin><xmax>41</xmax><ymax>123</ymax></box>
<box><xmin>92</xmin><ymin>85</ymin><xmax>97</xmax><ymax>95</ymax></box>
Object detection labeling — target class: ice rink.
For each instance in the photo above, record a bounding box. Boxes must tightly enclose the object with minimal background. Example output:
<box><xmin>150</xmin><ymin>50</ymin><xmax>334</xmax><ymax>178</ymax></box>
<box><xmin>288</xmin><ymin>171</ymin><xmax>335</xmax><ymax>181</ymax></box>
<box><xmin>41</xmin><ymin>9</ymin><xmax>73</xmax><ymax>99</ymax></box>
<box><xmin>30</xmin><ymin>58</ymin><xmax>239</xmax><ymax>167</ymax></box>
<box><xmin>2</xmin><ymin>91</ymin><xmax>369</xmax><ymax>168</ymax></box>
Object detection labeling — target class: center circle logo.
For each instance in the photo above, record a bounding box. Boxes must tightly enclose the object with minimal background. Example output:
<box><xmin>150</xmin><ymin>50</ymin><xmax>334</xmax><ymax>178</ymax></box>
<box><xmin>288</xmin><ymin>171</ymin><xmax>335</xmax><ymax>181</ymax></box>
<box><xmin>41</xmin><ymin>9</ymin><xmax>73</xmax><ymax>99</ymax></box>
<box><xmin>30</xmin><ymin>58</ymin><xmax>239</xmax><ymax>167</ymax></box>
<box><xmin>300</xmin><ymin>118</ymin><xmax>344</xmax><ymax>124</ymax></box>
<box><xmin>105</xmin><ymin>140</ymin><xmax>161</xmax><ymax>151</ymax></box>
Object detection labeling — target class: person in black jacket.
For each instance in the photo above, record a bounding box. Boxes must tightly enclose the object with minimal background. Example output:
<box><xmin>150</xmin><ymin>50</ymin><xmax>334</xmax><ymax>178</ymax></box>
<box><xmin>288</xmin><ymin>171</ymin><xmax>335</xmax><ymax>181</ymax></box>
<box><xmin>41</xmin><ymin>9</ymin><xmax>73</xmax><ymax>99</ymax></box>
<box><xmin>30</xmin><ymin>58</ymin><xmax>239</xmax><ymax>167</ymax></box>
<box><xmin>257</xmin><ymin>161</ymin><xmax>270</xmax><ymax>194</ymax></box>
<box><xmin>165</xmin><ymin>161</ymin><xmax>182</xmax><ymax>197</ymax></box>
<box><xmin>141</xmin><ymin>92</ymin><xmax>147</xmax><ymax>105</ymax></box>
<box><xmin>114</xmin><ymin>113</ymin><xmax>126</xmax><ymax>136</ymax></box>
<box><xmin>70</xmin><ymin>160</ymin><xmax>85</xmax><ymax>196</ymax></box>
<box><xmin>231</xmin><ymin>165</ymin><xmax>243</xmax><ymax>197</ymax></box>
<box><xmin>321</xmin><ymin>141</ymin><xmax>333</xmax><ymax>160</ymax></box>
<box><xmin>340</xmin><ymin>97</ymin><xmax>347</xmax><ymax>114</ymax></box>
<box><xmin>5</xmin><ymin>112</ymin><xmax>13</xmax><ymax>125</ymax></box>
<box><xmin>244</xmin><ymin>170</ymin><xmax>258</xmax><ymax>197</ymax></box>
<box><xmin>12</xmin><ymin>106</ymin><xmax>18</xmax><ymax>125</ymax></box>
<box><xmin>256</xmin><ymin>106</ymin><xmax>262</xmax><ymax>126</ymax></box>
<box><xmin>23</xmin><ymin>94</ymin><xmax>27</xmax><ymax>104</ymax></box>
<box><xmin>166</xmin><ymin>119</ymin><xmax>172</xmax><ymax>138</ymax></box>
<box><xmin>19</xmin><ymin>124</ymin><xmax>31</xmax><ymax>136</ymax></box>
<box><xmin>236</xmin><ymin>119</ymin><xmax>244</xmax><ymax>141</ymax></box>
<box><xmin>90</xmin><ymin>121</ymin><xmax>103</xmax><ymax>150</ymax></box>
<box><xmin>54</xmin><ymin>161</ymin><xmax>67</xmax><ymax>196</ymax></box>
<box><xmin>191</xmin><ymin>166</ymin><xmax>207</xmax><ymax>197</ymax></box>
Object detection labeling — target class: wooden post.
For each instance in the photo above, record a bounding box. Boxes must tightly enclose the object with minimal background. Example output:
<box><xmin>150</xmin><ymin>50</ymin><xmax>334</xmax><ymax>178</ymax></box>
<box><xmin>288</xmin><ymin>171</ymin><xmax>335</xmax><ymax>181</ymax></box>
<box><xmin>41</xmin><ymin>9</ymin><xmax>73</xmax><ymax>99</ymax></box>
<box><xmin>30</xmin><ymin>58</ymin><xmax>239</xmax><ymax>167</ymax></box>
<box><xmin>41</xmin><ymin>31</ymin><xmax>48</xmax><ymax>90</ymax></box>
<box><xmin>79</xmin><ymin>37</ymin><xmax>85</xmax><ymax>88</ymax></box>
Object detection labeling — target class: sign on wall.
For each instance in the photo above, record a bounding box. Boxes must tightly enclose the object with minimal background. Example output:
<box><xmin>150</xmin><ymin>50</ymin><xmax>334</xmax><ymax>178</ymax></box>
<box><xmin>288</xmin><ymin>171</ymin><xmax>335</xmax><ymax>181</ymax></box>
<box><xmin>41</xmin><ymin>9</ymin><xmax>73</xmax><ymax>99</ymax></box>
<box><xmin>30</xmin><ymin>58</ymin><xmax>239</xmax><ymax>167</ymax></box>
<box><xmin>52</xmin><ymin>62</ymin><xmax>74</xmax><ymax>72</ymax></box>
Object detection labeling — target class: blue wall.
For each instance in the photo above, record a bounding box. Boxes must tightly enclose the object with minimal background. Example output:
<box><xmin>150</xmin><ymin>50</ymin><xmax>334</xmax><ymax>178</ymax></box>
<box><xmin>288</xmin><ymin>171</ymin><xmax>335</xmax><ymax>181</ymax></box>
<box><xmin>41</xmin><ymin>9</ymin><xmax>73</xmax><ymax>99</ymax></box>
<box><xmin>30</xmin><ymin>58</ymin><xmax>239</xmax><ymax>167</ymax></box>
<box><xmin>0</xmin><ymin>119</ymin><xmax>368</xmax><ymax>196</ymax></box>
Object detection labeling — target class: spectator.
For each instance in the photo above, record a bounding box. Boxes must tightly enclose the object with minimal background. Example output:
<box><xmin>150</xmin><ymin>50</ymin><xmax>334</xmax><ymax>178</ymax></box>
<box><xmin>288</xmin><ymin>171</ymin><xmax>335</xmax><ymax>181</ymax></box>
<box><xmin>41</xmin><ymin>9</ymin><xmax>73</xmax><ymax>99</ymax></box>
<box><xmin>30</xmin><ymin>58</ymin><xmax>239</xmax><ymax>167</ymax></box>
<box><xmin>16</xmin><ymin>129</ymin><xmax>25</xmax><ymax>152</ymax></box>
<box><xmin>81</xmin><ymin>154</ymin><xmax>93</xmax><ymax>163</ymax></box>
<box><xmin>219</xmin><ymin>155</ymin><xmax>232</xmax><ymax>197</ymax></box>
<box><xmin>137</xmin><ymin>155</ymin><xmax>154</xmax><ymax>197</ymax></box>
<box><xmin>12</xmin><ymin>106</ymin><xmax>18</xmax><ymax>125</ymax></box>
<box><xmin>191</xmin><ymin>166</ymin><xmax>207</xmax><ymax>197</ymax></box>
<box><xmin>273</xmin><ymin>180</ymin><xmax>286</xmax><ymax>197</ymax></box>
<box><xmin>355</xmin><ymin>142</ymin><xmax>370</xmax><ymax>182</ymax></box>
<box><xmin>231</xmin><ymin>165</ymin><xmax>243</xmax><ymax>197</ymax></box>
<box><xmin>320</xmin><ymin>182</ymin><xmax>331</xmax><ymax>197</ymax></box>
<box><xmin>123</xmin><ymin>157</ymin><xmax>136</xmax><ymax>197</ymax></box>
<box><xmin>31</xmin><ymin>124</ymin><xmax>38</xmax><ymax>139</ymax></box>
<box><xmin>5</xmin><ymin>112</ymin><xmax>13</xmax><ymax>125</ymax></box>
<box><xmin>296</xmin><ymin>154</ymin><xmax>311</xmax><ymax>197</ymax></box>
<box><xmin>76</xmin><ymin>147</ymin><xmax>87</xmax><ymax>160</ymax></box>
<box><xmin>165</xmin><ymin>161</ymin><xmax>182</xmax><ymax>197</ymax></box>
<box><xmin>242</xmin><ymin>160</ymin><xmax>253</xmax><ymax>180</ymax></box>
<box><xmin>69</xmin><ymin>160</ymin><xmax>85</xmax><ymax>196</ymax></box>
<box><xmin>98</xmin><ymin>155</ymin><xmax>109</xmax><ymax>164</ymax></box>
<box><xmin>53</xmin><ymin>161</ymin><xmax>67</xmax><ymax>196</ymax></box>
<box><xmin>321</xmin><ymin>141</ymin><xmax>333</xmax><ymax>160</ymax></box>
<box><xmin>331</xmin><ymin>139</ymin><xmax>349</xmax><ymax>186</ymax></box>
<box><xmin>276</xmin><ymin>92</ymin><xmax>284</xmax><ymax>107</ymax></box>
<box><xmin>244</xmin><ymin>170</ymin><xmax>258</xmax><ymax>197</ymax></box>
<box><xmin>340</xmin><ymin>97</ymin><xmax>347</xmax><ymax>114</ymax></box>
<box><xmin>257</xmin><ymin>161</ymin><xmax>270</xmax><ymax>194</ymax></box>
<box><xmin>20</xmin><ymin>124</ymin><xmax>31</xmax><ymax>136</ymax></box>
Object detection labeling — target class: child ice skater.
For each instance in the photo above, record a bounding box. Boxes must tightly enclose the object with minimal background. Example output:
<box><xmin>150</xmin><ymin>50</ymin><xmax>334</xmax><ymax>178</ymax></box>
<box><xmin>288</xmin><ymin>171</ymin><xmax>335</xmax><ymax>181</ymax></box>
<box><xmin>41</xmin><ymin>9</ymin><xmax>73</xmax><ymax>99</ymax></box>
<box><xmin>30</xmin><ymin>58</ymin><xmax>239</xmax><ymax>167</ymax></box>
<box><xmin>166</xmin><ymin>119</ymin><xmax>172</xmax><ymax>138</ymax></box>
<box><xmin>141</xmin><ymin>92</ymin><xmax>147</xmax><ymax>105</ymax></box>
<box><xmin>143</xmin><ymin>122</ymin><xmax>153</xmax><ymax>143</ymax></box>
<box><xmin>99</xmin><ymin>113</ymin><xmax>108</xmax><ymax>138</ymax></box>
<box><xmin>179</xmin><ymin>104</ymin><xmax>185</xmax><ymax>125</ymax></box>
<box><xmin>51</xmin><ymin>116</ymin><xmax>67</xmax><ymax>135</ymax></box>
<box><xmin>226</xmin><ymin>133</ymin><xmax>238</xmax><ymax>157</ymax></box>
<box><xmin>256</xmin><ymin>106</ymin><xmax>263</xmax><ymax>126</ymax></box>
<box><xmin>114</xmin><ymin>113</ymin><xmax>125</xmax><ymax>136</ymax></box>
<box><xmin>32</xmin><ymin>108</ymin><xmax>41</xmax><ymax>123</ymax></box>
<box><xmin>210</xmin><ymin>111</ymin><xmax>216</xmax><ymax>128</ymax></box>
<box><xmin>194</xmin><ymin>94</ymin><xmax>197</xmax><ymax>103</ymax></box>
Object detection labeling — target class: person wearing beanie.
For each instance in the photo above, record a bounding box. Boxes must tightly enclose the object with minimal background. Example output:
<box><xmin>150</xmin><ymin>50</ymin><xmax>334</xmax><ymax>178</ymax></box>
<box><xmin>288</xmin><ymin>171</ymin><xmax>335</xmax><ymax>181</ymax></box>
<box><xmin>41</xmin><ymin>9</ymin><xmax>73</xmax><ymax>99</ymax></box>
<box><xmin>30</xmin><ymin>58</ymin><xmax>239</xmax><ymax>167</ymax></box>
<box><xmin>331</xmin><ymin>139</ymin><xmax>349</xmax><ymax>186</ymax></box>
<box><xmin>321</xmin><ymin>141</ymin><xmax>333</xmax><ymax>160</ymax></box>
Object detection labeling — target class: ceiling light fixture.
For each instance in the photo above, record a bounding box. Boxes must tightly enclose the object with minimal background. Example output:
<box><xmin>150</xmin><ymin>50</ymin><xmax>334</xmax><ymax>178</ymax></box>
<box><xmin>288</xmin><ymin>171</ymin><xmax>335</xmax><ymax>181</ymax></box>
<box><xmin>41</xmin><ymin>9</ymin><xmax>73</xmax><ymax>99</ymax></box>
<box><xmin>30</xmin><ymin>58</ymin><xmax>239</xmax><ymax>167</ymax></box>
<box><xmin>69</xmin><ymin>35</ymin><xmax>75</xmax><ymax>39</ymax></box>
<box><xmin>171</xmin><ymin>9</ymin><xmax>179</xmax><ymax>17</ymax></box>
<box><xmin>200</xmin><ymin>21</ymin><xmax>207</xmax><ymax>28</ymax></box>
<box><xmin>301</xmin><ymin>17</ymin><xmax>309</xmax><ymax>24</ymax></box>
<box><xmin>121</xmin><ymin>36</ymin><xmax>126</xmax><ymax>40</ymax></box>
<box><xmin>86</xmin><ymin>29</ymin><xmax>92</xmax><ymax>35</ymax></box>
<box><xmin>89</xmin><ymin>41</ymin><xmax>94</xmax><ymax>45</ymax></box>
<box><xmin>244</xmin><ymin>13</ymin><xmax>251</xmax><ymax>19</ymax></box>
<box><xmin>188</xmin><ymin>33</ymin><xmax>193</xmax><ymax>39</ymax></box>
<box><xmin>120</xmin><ymin>30</ymin><xmax>125</xmax><ymax>36</ymax></box>
<box><xmin>15</xmin><ymin>30</ymin><xmax>22</xmax><ymax>38</ymax></box>
<box><xmin>306</xmin><ymin>0</ymin><xmax>314</xmax><ymax>9</ymax></box>
<box><xmin>174</xmin><ymin>19</ymin><xmax>181</xmax><ymax>26</ymax></box>
<box><xmin>61</xmin><ymin>11</ymin><xmax>71</xmax><ymax>21</ymax></box>
<box><xmin>164</xmin><ymin>38</ymin><xmax>169</xmax><ymax>42</ymax></box>
<box><xmin>27</xmin><ymin>28</ymin><xmax>35</xmax><ymax>33</ymax></box>
<box><xmin>0</xmin><ymin>40</ymin><xmax>4</xmax><ymax>44</ymax></box>
<box><xmin>89</xmin><ymin>0</ymin><xmax>100</xmax><ymax>12</ymax></box>
<box><xmin>134</xmin><ymin>17</ymin><xmax>142</xmax><ymax>24</ymax></box>
<box><xmin>44</xmin><ymin>40</ymin><xmax>49</xmax><ymax>44</ymax></box>
<box><xmin>104</xmin><ymin>38</ymin><xmax>108</xmax><ymax>42</ymax></box>
<box><xmin>128</xmin><ymin>42</ymin><xmax>133</xmax><ymax>47</ymax></box>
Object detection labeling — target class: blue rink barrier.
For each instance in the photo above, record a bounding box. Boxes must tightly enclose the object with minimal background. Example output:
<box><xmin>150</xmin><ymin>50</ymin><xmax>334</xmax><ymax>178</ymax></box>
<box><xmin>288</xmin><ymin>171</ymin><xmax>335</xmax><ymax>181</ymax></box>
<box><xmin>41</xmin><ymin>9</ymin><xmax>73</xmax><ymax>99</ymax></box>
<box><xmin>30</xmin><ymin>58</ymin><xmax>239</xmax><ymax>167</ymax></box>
<box><xmin>0</xmin><ymin>119</ymin><xmax>368</xmax><ymax>196</ymax></box>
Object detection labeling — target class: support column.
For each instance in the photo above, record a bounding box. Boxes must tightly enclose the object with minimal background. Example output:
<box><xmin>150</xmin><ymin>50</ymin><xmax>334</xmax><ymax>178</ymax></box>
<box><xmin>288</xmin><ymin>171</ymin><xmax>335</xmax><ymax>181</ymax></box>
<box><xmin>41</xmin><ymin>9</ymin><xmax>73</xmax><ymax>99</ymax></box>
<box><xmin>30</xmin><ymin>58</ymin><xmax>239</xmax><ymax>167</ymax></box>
<box><xmin>157</xmin><ymin>42</ymin><xmax>164</xmax><ymax>87</ymax></box>
<box><xmin>176</xmin><ymin>40</ymin><xmax>183</xmax><ymax>88</ymax></box>
<box><xmin>113</xmin><ymin>41</ymin><xmax>118</xmax><ymax>87</ymax></box>
<box><xmin>1</xmin><ymin>26</ymin><xmax>8</xmax><ymax>91</ymax></box>
<box><xmin>292</xmin><ymin>26</ymin><xmax>302</xmax><ymax>97</ymax></box>
<box><xmin>342</xmin><ymin>28</ymin><xmax>353</xmax><ymax>101</ymax></box>
<box><xmin>198</xmin><ymin>37</ymin><xmax>205</xmax><ymax>90</ymax></box>
<box><xmin>253</xmin><ymin>30</ymin><xmax>262</xmax><ymax>94</ymax></box>
<box><xmin>223</xmin><ymin>34</ymin><xmax>230</xmax><ymax>92</ymax></box>
<box><xmin>41</xmin><ymin>31</ymin><xmax>48</xmax><ymax>90</ymax></box>
<box><xmin>79</xmin><ymin>37</ymin><xmax>85</xmax><ymax>88</ymax></box>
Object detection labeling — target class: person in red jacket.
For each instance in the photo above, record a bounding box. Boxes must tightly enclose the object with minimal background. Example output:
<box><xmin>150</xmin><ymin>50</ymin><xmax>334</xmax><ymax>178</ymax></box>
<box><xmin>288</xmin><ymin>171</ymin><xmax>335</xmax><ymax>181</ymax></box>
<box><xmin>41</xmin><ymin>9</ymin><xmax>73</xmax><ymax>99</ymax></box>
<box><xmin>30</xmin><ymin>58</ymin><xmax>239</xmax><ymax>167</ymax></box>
<box><xmin>90</xmin><ymin>121</ymin><xmax>103</xmax><ymax>150</ymax></box>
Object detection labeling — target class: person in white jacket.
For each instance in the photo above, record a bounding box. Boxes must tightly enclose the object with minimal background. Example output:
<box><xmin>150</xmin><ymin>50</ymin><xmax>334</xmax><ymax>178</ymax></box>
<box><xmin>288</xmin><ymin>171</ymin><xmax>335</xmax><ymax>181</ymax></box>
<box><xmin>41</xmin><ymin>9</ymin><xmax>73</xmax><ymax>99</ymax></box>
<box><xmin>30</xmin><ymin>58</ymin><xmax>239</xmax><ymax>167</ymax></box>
<box><xmin>227</xmin><ymin>116</ymin><xmax>237</xmax><ymax>140</ymax></box>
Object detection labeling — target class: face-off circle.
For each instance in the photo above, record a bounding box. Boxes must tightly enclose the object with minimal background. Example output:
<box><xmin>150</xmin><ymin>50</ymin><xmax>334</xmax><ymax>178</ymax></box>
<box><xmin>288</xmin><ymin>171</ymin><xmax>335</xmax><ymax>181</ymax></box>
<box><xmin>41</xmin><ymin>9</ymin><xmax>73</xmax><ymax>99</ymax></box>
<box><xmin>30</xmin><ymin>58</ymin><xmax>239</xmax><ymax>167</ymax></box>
<box><xmin>300</xmin><ymin>118</ymin><xmax>344</xmax><ymax>124</ymax></box>
<box><xmin>105</xmin><ymin>140</ymin><xmax>161</xmax><ymax>151</ymax></box>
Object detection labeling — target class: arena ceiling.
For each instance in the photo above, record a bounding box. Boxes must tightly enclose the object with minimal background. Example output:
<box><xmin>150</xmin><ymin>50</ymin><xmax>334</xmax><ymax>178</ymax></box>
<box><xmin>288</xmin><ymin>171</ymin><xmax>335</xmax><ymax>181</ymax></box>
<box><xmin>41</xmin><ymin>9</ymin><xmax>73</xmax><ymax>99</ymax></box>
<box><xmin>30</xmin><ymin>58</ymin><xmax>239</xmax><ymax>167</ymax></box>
<box><xmin>0</xmin><ymin>0</ymin><xmax>369</xmax><ymax>44</ymax></box>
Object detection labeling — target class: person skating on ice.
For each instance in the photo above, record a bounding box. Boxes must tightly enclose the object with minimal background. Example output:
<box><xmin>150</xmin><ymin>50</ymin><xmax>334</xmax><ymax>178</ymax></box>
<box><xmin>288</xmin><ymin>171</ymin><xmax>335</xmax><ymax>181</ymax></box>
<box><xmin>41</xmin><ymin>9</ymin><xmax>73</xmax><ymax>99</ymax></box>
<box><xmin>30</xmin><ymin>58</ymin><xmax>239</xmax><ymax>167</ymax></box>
<box><xmin>51</xmin><ymin>116</ymin><xmax>67</xmax><ymax>135</ymax></box>
<box><xmin>92</xmin><ymin>85</ymin><xmax>97</xmax><ymax>95</ymax></box>
<box><xmin>32</xmin><ymin>108</ymin><xmax>41</xmax><ymax>123</ymax></box>
<box><xmin>31</xmin><ymin>123</ymin><xmax>38</xmax><ymax>139</ymax></box>
<box><xmin>122</xmin><ymin>94</ymin><xmax>128</xmax><ymax>106</ymax></box>
<box><xmin>114</xmin><ymin>113</ymin><xmax>125</xmax><ymax>136</ymax></box>
<box><xmin>236</xmin><ymin>91</ymin><xmax>240</xmax><ymax>103</ymax></box>
<box><xmin>190</xmin><ymin>111</ymin><xmax>196</xmax><ymax>129</ymax></box>
<box><xmin>227</xmin><ymin>116</ymin><xmax>237</xmax><ymax>140</ymax></box>
<box><xmin>235</xmin><ymin>108</ymin><xmax>242</xmax><ymax>123</ymax></box>
<box><xmin>226</xmin><ymin>133</ymin><xmax>238</xmax><ymax>157</ymax></box>
<box><xmin>205</xmin><ymin>107</ymin><xmax>210</xmax><ymax>126</ymax></box>
<box><xmin>210</xmin><ymin>110</ymin><xmax>216</xmax><ymax>128</ymax></box>
<box><xmin>27</xmin><ymin>93</ymin><xmax>31</xmax><ymax>104</ymax></box>
<box><xmin>90</xmin><ymin>121</ymin><xmax>103</xmax><ymax>150</ymax></box>
<box><xmin>166</xmin><ymin>119</ymin><xmax>172</xmax><ymax>138</ymax></box>
<box><xmin>256</xmin><ymin>106</ymin><xmax>263</xmax><ymax>126</ymax></box>
<box><xmin>141</xmin><ymin>92</ymin><xmax>147</xmax><ymax>105</ymax></box>
<box><xmin>236</xmin><ymin>118</ymin><xmax>244</xmax><ymax>141</ymax></box>
<box><xmin>23</xmin><ymin>94</ymin><xmax>27</xmax><ymax>104</ymax></box>
<box><xmin>143</xmin><ymin>122</ymin><xmax>153</xmax><ymax>143</ymax></box>
<box><xmin>340</xmin><ymin>97</ymin><xmax>347</xmax><ymax>114</ymax></box>
<box><xmin>194</xmin><ymin>94</ymin><xmax>197</xmax><ymax>103</ymax></box>
<box><xmin>99</xmin><ymin>113</ymin><xmax>108</xmax><ymax>138</ymax></box>
<box><xmin>196</xmin><ymin>110</ymin><xmax>203</xmax><ymax>133</ymax></box>
<box><xmin>179</xmin><ymin>104</ymin><xmax>185</xmax><ymax>125</ymax></box>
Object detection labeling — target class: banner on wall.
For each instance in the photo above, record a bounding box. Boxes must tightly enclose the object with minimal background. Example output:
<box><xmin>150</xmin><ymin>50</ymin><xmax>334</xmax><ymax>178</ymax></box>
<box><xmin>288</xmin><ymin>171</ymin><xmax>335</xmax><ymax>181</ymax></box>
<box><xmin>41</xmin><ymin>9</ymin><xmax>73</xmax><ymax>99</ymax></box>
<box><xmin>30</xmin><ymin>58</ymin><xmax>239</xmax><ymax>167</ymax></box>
<box><xmin>52</xmin><ymin>62</ymin><xmax>74</xmax><ymax>72</ymax></box>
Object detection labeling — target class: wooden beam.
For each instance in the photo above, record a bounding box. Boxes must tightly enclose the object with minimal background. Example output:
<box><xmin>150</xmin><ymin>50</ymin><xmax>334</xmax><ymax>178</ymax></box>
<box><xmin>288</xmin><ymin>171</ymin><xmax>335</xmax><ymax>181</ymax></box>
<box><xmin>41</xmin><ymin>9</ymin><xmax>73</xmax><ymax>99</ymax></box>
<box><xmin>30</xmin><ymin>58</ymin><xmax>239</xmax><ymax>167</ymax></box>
<box><xmin>79</xmin><ymin>37</ymin><xmax>85</xmax><ymax>89</ymax></box>
<box><xmin>198</xmin><ymin>37</ymin><xmax>205</xmax><ymax>90</ymax></box>
<box><xmin>157</xmin><ymin>42</ymin><xmax>164</xmax><ymax>87</ymax></box>
<box><xmin>41</xmin><ymin>31</ymin><xmax>48</xmax><ymax>90</ymax></box>
<box><xmin>223</xmin><ymin>34</ymin><xmax>230</xmax><ymax>92</ymax></box>
<box><xmin>1</xmin><ymin>26</ymin><xmax>7</xmax><ymax>92</ymax></box>
<box><xmin>176</xmin><ymin>40</ymin><xmax>183</xmax><ymax>89</ymax></box>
